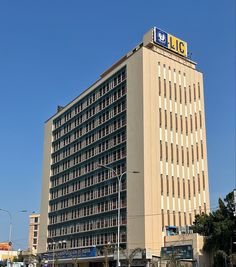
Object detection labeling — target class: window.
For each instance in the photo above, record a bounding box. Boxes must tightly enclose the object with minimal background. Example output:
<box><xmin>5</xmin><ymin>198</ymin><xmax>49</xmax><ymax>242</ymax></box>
<box><xmin>161</xmin><ymin>209</ymin><xmax>164</xmax><ymax>230</ymax></box>
<box><xmin>179</xmin><ymin>86</ymin><xmax>182</xmax><ymax>104</ymax></box>
<box><xmin>189</xmin><ymin>86</ymin><xmax>192</xmax><ymax>103</ymax></box>
<box><xmin>172</xmin><ymin>176</ymin><xmax>175</xmax><ymax>196</ymax></box>
<box><xmin>160</xmin><ymin>141</ymin><xmax>163</xmax><ymax>160</ymax></box>
<box><xmin>193</xmin><ymin>177</ymin><xmax>196</xmax><ymax>196</ymax></box>
<box><xmin>159</xmin><ymin>109</ymin><xmax>162</xmax><ymax>127</ymax></box>
<box><xmin>198</xmin><ymin>83</ymin><xmax>201</xmax><ymax>99</ymax></box>
<box><xmin>184</xmin><ymin>87</ymin><xmax>187</xmax><ymax>104</ymax></box>
<box><xmin>173</xmin><ymin>211</ymin><xmax>176</xmax><ymax>226</ymax></box>
<box><xmin>183</xmin><ymin>179</ymin><xmax>185</xmax><ymax>198</ymax></box>
<box><xmin>159</xmin><ymin>78</ymin><xmax>161</xmax><ymax>96</ymax></box>
<box><xmin>165</xmin><ymin>142</ymin><xmax>168</xmax><ymax>161</ymax></box>
<box><xmin>193</xmin><ymin>84</ymin><xmax>196</xmax><ymax>101</ymax></box>
<box><xmin>167</xmin><ymin>210</ymin><xmax>170</xmax><ymax>225</ymax></box>
<box><xmin>161</xmin><ymin>174</ymin><xmax>163</xmax><ymax>195</ymax></box>
<box><xmin>202</xmin><ymin>171</ymin><xmax>205</xmax><ymax>190</ymax></box>
<box><xmin>164</xmin><ymin>80</ymin><xmax>166</xmax><ymax>97</ymax></box>
<box><xmin>166</xmin><ymin>176</ymin><xmax>169</xmax><ymax>196</ymax></box>
<box><xmin>177</xmin><ymin>178</ymin><xmax>180</xmax><ymax>197</ymax></box>
<box><xmin>178</xmin><ymin>212</ymin><xmax>181</xmax><ymax>226</ymax></box>
<box><xmin>174</xmin><ymin>84</ymin><xmax>177</xmax><ymax>101</ymax></box>
<box><xmin>169</xmin><ymin>81</ymin><xmax>172</xmax><ymax>100</ymax></box>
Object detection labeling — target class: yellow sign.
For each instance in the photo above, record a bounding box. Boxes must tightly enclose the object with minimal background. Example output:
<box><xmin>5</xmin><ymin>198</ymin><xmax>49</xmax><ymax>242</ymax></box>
<box><xmin>168</xmin><ymin>34</ymin><xmax>187</xmax><ymax>57</ymax></box>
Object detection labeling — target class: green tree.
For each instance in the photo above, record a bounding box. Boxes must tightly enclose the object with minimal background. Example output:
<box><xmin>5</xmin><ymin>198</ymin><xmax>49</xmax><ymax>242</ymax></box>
<box><xmin>192</xmin><ymin>191</ymin><xmax>236</xmax><ymax>265</ymax></box>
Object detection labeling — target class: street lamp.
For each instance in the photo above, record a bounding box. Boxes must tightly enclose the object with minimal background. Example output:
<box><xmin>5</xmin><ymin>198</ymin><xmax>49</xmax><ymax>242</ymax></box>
<box><xmin>97</xmin><ymin>164</ymin><xmax>139</xmax><ymax>267</ymax></box>
<box><xmin>0</xmin><ymin>208</ymin><xmax>13</xmax><ymax>266</ymax></box>
<box><xmin>47</xmin><ymin>238</ymin><xmax>56</xmax><ymax>267</ymax></box>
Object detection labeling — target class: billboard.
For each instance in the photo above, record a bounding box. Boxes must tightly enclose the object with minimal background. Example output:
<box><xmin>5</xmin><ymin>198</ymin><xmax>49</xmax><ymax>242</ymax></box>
<box><xmin>161</xmin><ymin>245</ymin><xmax>193</xmax><ymax>260</ymax></box>
<box><xmin>154</xmin><ymin>27</ymin><xmax>188</xmax><ymax>58</ymax></box>
<box><xmin>41</xmin><ymin>246</ymin><xmax>97</xmax><ymax>260</ymax></box>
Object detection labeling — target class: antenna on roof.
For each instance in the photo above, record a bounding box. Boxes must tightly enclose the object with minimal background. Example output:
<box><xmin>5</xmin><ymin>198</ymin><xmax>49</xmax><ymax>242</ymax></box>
<box><xmin>188</xmin><ymin>52</ymin><xmax>193</xmax><ymax>59</ymax></box>
<box><xmin>57</xmin><ymin>105</ymin><xmax>64</xmax><ymax>113</ymax></box>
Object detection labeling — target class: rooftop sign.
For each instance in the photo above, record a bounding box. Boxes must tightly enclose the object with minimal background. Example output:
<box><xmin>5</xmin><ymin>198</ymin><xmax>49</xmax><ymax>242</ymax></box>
<box><xmin>154</xmin><ymin>27</ymin><xmax>188</xmax><ymax>58</ymax></box>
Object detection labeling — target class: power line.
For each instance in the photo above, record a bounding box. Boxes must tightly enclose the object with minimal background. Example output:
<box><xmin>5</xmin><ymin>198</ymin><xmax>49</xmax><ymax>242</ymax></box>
<box><xmin>126</xmin><ymin>205</ymin><xmax>218</xmax><ymax>219</ymax></box>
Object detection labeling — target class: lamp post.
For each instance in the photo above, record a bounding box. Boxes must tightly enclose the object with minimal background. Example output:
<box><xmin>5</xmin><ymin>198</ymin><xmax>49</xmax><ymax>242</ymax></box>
<box><xmin>97</xmin><ymin>164</ymin><xmax>139</xmax><ymax>267</ymax></box>
<box><xmin>0</xmin><ymin>208</ymin><xmax>12</xmax><ymax>266</ymax></box>
<box><xmin>47</xmin><ymin>238</ymin><xmax>56</xmax><ymax>267</ymax></box>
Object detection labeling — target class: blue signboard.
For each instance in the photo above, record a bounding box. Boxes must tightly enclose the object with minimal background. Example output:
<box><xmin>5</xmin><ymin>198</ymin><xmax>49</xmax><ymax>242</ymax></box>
<box><xmin>154</xmin><ymin>28</ymin><xmax>168</xmax><ymax>48</ymax></box>
<box><xmin>41</xmin><ymin>246</ymin><xmax>97</xmax><ymax>260</ymax></box>
<box><xmin>161</xmin><ymin>245</ymin><xmax>193</xmax><ymax>260</ymax></box>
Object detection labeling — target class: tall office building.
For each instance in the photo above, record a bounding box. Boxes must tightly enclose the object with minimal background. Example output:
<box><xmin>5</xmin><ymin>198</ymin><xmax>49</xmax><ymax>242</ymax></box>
<box><xmin>38</xmin><ymin>27</ymin><xmax>210</xmax><ymax>265</ymax></box>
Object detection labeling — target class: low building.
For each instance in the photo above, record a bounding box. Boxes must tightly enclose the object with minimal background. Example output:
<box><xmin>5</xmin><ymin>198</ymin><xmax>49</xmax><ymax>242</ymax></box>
<box><xmin>162</xmin><ymin>232</ymin><xmax>210</xmax><ymax>267</ymax></box>
<box><xmin>0</xmin><ymin>249</ymin><xmax>18</xmax><ymax>264</ymax></box>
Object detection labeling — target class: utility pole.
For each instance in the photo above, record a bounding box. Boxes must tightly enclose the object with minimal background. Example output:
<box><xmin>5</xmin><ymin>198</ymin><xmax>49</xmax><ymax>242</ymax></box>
<box><xmin>233</xmin><ymin>189</ymin><xmax>236</xmax><ymax>217</ymax></box>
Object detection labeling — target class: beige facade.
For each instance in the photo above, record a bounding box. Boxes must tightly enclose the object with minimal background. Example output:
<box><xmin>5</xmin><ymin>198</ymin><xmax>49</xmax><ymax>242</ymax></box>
<box><xmin>38</xmin><ymin>27</ymin><xmax>210</xmax><ymax>262</ymax></box>
<box><xmin>28</xmin><ymin>214</ymin><xmax>40</xmax><ymax>254</ymax></box>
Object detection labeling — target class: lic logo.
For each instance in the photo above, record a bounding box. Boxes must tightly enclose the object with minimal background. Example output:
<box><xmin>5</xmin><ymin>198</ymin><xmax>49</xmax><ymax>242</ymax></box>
<box><xmin>158</xmin><ymin>32</ymin><xmax>166</xmax><ymax>44</ymax></box>
<box><xmin>155</xmin><ymin>28</ymin><xmax>168</xmax><ymax>48</ymax></box>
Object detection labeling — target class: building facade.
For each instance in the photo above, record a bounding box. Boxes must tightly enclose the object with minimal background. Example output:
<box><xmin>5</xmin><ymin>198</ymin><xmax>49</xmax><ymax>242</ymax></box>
<box><xmin>28</xmin><ymin>214</ymin><xmax>40</xmax><ymax>254</ymax></box>
<box><xmin>38</xmin><ymin>27</ymin><xmax>210</xmax><ymax>265</ymax></box>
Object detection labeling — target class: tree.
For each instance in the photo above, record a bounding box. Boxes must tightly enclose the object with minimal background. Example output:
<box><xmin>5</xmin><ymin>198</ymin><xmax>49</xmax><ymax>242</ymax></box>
<box><xmin>192</xmin><ymin>191</ymin><xmax>236</xmax><ymax>266</ymax></box>
<box><xmin>120</xmin><ymin>247</ymin><xmax>145</xmax><ymax>267</ymax></box>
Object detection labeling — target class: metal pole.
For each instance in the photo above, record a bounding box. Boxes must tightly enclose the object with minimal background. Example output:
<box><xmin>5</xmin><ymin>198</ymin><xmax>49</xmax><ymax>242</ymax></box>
<box><xmin>49</xmin><ymin>240</ymin><xmax>55</xmax><ymax>267</ymax></box>
<box><xmin>97</xmin><ymin>165</ymin><xmax>139</xmax><ymax>267</ymax></box>
<box><xmin>117</xmin><ymin>172</ymin><xmax>126</xmax><ymax>267</ymax></box>
<box><xmin>47</xmin><ymin>238</ymin><xmax>55</xmax><ymax>267</ymax></box>
<box><xmin>52</xmin><ymin>242</ymin><xmax>55</xmax><ymax>267</ymax></box>
<box><xmin>117</xmin><ymin>176</ymin><xmax>121</xmax><ymax>267</ymax></box>
<box><xmin>97</xmin><ymin>165</ymin><xmax>124</xmax><ymax>267</ymax></box>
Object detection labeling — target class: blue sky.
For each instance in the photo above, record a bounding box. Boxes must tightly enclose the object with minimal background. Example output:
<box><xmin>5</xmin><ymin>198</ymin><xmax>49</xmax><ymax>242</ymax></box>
<box><xmin>0</xmin><ymin>1</ymin><xmax>235</xmax><ymax>250</ymax></box>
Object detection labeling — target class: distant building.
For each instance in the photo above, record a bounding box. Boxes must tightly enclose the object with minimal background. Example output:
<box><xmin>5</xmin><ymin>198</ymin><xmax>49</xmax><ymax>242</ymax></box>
<box><xmin>28</xmin><ymin>214</ymin><xmax>40</xmax><ymax>254</ymax></box>
<box><xmin>0</xmin><ymin>250</ymin><xmax>17</xmax><ymax>263</ymax></box>
<box><xmin>0</xmin><ymin>243</ymin><xmax>11</xmax><ymax>251</ymax></box>
<box><xmin>38</xmin><ymin>27</ymin><xmax>210</xmax><ymax>266</ymax></box>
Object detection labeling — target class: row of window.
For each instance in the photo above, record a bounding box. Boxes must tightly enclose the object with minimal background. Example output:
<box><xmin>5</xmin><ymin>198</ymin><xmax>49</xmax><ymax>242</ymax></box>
<box><xmin>159</xmin><ymin>109</ymin><xmax>203</xmax><ymax>133</ymax></box>
<box><xmin>161</xmin><ymin>203</ymin><xmax>207</xmax><ymax>229</ymax></box>
<box><xmin>49</xmin><ymin>214</ymin><xmax>126</xmax><ymax>239</ymax></box>
<box><xmin>160</xmin><ymin>141</ymin><xmax>204</xmax><ymax>165</ymax></box>
<box><xmin>52</xmin><ymin>133</ymin><xmax>126</xmax><ymax>169</ymax></box>
<box><xmin>52</xmin><ymin>99</ymin><xmax>126</xmax><ymax>153</ymax></box>
<box><xmin>53</xmin><ymin>92</ymin><xmax>126</xmax><ymax>143</ymax></box>
<box><xmin>158</xmin><ymin>77</ymin><xmax>201</xmax><ymax>103</ymax></box>
<box><xmin>48</xmin><ymin>232</ymin><xmax>126</xmax><ymax>250</ymax></box>
<box><xmin>51</xmin><ymin>116</ymin><xmax>126</xmax><ymax>175</ymax></box>
<box><xmin>52</xmin><ymin>137</ymin><xmax>126</xmax><ymax>187</ymax></box>
<box><xmin>160</xmin><ymin>172</ymin><xmax>206</xmax><ymax>198</ymax></box>
<box><xmin>50</xmin><ymin>180</ymin><xmax>126</xmax><ymax>212</ymax></box>
<box><xmin>51</xmin><ymin>163</ymin><xmax>126</xmax><ymax>198</ymax></box>
<box><xmin>53</xmin><ymin>131</ymin><xmax>126</xmax><ymax>169</ymax></box>
<box><xmin>51</xmin><ymin>157</ymin><xmax>126</xmax><ymax>199</ymax></box>
<box><xmin>52</xmin><ymin>145</ymin><xmax>126</xmax><ymax>176</ymax></box>
<box><xmin>49</xmin><ymin>197</ymin><xmax>126</xmax><ymax>225</ymax></box>
<box><xmin>53</xmin><ymin>69</ymin><xmax>126</xmax><ymax>130</ymax></box>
